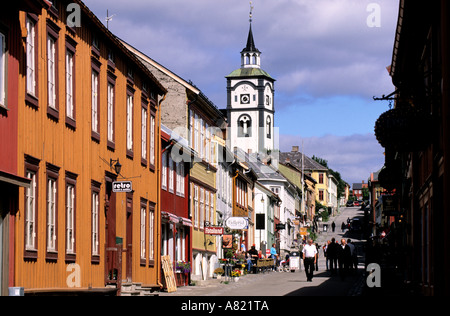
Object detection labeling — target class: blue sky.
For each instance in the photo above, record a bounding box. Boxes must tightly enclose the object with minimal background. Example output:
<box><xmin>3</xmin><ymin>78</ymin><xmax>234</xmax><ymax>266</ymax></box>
<box><xmin>83</xmin><ymin>0</ymin><xmax>399</xmax><ymax>186</ymax></box>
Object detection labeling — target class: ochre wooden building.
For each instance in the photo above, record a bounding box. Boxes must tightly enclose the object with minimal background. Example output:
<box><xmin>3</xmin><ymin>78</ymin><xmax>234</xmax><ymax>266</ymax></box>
<box><xmin>4</xmin><ymin>0</ymin><xmax>166</xmax><ymax>294</ymax></box>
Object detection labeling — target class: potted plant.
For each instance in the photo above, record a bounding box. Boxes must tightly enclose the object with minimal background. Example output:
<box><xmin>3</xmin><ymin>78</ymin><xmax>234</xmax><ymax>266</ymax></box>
<box><xmin>176</xmin><ymin>261</ymin><xmax>191</xmax><ymax>274</ymax></box>
<box><xmin>214</xmin><ymin>267</ymin><xmax>224</xmax><ymax>280</ymax></box>
<box><xmin>231</xmin><ymin>269</ymin><xmax>241</xmax><ymax>281</ymax></box>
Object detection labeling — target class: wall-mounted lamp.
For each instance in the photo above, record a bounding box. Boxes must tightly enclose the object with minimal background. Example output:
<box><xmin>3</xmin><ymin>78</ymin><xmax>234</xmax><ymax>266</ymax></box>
<box><xmin>110</xmin><ymin>158</ymin><xmax>122</xmax><ymax>175</ymax></box>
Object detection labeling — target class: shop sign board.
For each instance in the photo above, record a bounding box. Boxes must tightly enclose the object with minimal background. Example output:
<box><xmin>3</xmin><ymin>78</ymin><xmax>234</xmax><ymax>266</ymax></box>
<box><xmin>112</xmin><ymin>181</ymin><xmax>132</xmax><ymax>193</ymax></box>
<box><xmin>204</xmin><ymin>227</ymin><xmax>224</xmax><ymax>235</ymax></box>
<box><xmin>225</xmin><ymin>217</ymin><xmax>248</xmax><ymax>230</ymax></box>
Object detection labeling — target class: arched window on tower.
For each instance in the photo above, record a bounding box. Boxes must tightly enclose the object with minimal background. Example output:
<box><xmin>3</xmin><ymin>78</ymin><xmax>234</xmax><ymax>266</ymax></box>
<box><xmin>245</xmin><ymin>54</ymin><xmax>250</xmax><ymax>65</ymax></box>
<box><xmin>266</xmin><ymin>116</ymin><xmax>271</xmax><ymax>139</ymax></box>
<box><xmin>238</xmin><ymin>114</ymin><xmax>252</xmax><ymax>138</ymax></box>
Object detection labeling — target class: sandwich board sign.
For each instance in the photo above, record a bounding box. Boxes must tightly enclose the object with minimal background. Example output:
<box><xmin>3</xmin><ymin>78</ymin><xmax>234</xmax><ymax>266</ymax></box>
<box><xmin>112</xmin><ymin>181</ymin><xmax>132</xmax><ymax>193</ymax></box>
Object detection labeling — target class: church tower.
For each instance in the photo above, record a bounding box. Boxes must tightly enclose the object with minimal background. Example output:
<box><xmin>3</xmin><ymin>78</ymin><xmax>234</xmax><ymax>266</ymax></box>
<box><xmin>226</xmin><ymin>3</ymin><xmax>276</xmax><ymax>155</ymax></box>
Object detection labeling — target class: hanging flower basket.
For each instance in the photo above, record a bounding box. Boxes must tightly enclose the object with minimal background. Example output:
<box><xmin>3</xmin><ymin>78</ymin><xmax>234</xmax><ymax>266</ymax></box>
<box><xmin>378</xmin><ymin>166</ymin><xmax>401</xmax><ymax>192</ymax></box>
<box><xmin>374</xmin><ymin>106</ymin><xmax>433</xmax><ymax>152</ymax></box>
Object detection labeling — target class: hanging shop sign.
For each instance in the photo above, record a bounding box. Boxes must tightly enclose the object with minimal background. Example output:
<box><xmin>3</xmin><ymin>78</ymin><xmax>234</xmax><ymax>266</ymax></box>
<box><xmin>225</xmin><ymin>217</ymin><xmax>248</xmax><ymax>230</ymax></box>
<box><xmin>112</xmin><ymin>181</ymin><xmax>132</xmax><ymax>193</ymax></box>
<box><xmin>204</xmin><ymin>227</ymin><xmax>224</xmax><ymax>235</ymax></box>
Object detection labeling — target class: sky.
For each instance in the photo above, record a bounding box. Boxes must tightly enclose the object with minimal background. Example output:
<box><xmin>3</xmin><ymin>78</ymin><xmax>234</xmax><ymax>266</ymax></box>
<box><xmin>83</xmin><ymin>0</ymin><xmax>399</xmax><ymax>187</ymax></box>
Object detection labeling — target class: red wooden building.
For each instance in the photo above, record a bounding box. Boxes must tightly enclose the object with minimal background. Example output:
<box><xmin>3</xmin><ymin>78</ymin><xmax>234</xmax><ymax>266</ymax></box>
<box><xmin>160</xmin><ymin>124</ymin><xmax>193</xmax><ymax>286</ymax></box>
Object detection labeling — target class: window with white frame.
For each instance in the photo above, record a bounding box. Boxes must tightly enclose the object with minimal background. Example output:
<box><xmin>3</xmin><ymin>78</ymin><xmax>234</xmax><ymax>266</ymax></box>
<box><xmin>150</xmin><ymin>114</ymin><xmax>155</xmax><ymax>166</ymax></box>
<box><xmin>66</xmin><ymin>183</ymin><xmax>75</xmax><ymax>255</ymax></box>
<box><xmin>107</xmin><ymin>82</ymin><xmax>114</xmax><ymax>143</ymax></box>
<box><xmin>200</xmin><ymin>120</ymin><xmax>204</xmax><ymax>160</ymax></box>
<box><xmin>205</xmin><ymin>123</ymin><xmax>210</xmax><ymax>162</ymax></box>
<box><xmin>0</xmin><ymin>31</ymin><xmax>6</xmax><ymax>107</ymax></box>
<box><xmin>200</xmin><ymin>188</ymin><xmax>204</xmax><ymax>229</ymax></box>
<box><xmin>176</xmin><ymin>162</ymin><xmax>185</xmax><ymax>197</ymax></box>
<box><xmin>65</xmin><ymin>49</ymin><xmax>74</xmax><ymax>119</ymax></box>
<box><xmin>47</xmin><ymin>35</ymin><xmax>56</xmax><ymax>109</ymax></box>
<box><xmin>162</xmin><ymin>151</ymin><xmax>167</xmax><ymax>190</ymax></box>
<box><xmin>91</xmin><ymin>188</ymin><xmax>99</xmax><ymax>257</ymax></box>
<box><xmin>205</xmin><ymin>190</ymin><xmax>209</xmax><ymax>223</ymax></box>
<box><xmin>26</xmin><ymin>16</ymin><xmax>36</xmax><ymax>96</ymax></box>
<box><xmin>168</xmin><ymin>155</ymin><xmax>174</xmax><ymax>193</ymax></box>
<box><xmin>189</xmin><ymin>110</ymin><xmax>194</xmax><ymax>146</ymax></box>
<box><xmin>140</xmin><ymin>203</ymin><xmax>146</xmax><ymax>261</ymax></box>
<box><xmin>141</xmin><ymin>106</ymin><xmax>147</xmax><ymax>161</ymax></box>
<box><xmin>25</xmin><ymin>170</ymin><xmax>37</xmax><ymax>251</ymax></box>
<box><xmin>91</xmin><ymin>70</ymin><xmax>99</xmax><ymax>133</ymax></box>
<box><xmin>210</xmin><ymin>192</ymin><xmax>214</xmax><ymax>225</ymax></box>
<box><xmin>194</xmin><ymin>185</ymin><xmax>199</xmax><ymax>228</ymax></box>
<box><xmin>126</xmin><ymin>93</ymin><xmax>133</xmax><ymax>152</ymax></box>
<box><xmin>47</xmin><ymin>177</ymin><xmax>57</xmax><ymax>252</ymax></box>
<box><xmin>149</xmin><ymin>203</ymin><xmax>155</xmax><ymax>261</ymax></box>
<box><xmin>194</xmin><ymin>113</ymin><xmax>199</xmax><ymax>152</ymax></box>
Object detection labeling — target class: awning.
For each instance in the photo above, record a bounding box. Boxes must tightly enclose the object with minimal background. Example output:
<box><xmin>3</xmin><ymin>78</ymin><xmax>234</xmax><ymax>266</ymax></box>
<box><xmin>161</xmin><ymin>211</ymin><xmax>192</xmax><ymax>227</ymax></box>
<box><xmin>0</xmin><ymin>170</ymin><xmax>31</xmax><ymax>188</ymax></box>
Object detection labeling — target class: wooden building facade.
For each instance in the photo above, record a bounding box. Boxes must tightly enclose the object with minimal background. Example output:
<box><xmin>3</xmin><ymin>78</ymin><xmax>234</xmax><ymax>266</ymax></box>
<box><xmin>1</xmin><ymin>0</ymin><xmax>167</xmax><ymax>294</ymax></box>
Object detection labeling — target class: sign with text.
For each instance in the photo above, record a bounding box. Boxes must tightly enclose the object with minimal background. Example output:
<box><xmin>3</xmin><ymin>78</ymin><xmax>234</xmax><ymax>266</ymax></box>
<box><xmin>225</xmin><ymin>217</ymin><xmax>248</xmax><ymax>230</ymax></box>
<box><xmin>112</xmin><ymin>181</ymin><xmax>132</xmax><ymax>193</ymax></box>
<box><xmin>204</xmin><ymin>227</ymin><xmax>224</xmax><ymax>235</ymax></box>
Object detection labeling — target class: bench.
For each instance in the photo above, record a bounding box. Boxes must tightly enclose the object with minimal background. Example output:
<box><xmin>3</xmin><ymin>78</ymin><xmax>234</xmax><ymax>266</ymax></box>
<box><xmin>255</xmin><ymin>259</ymin><xmax>275</xmax><ymax>273</ymax></box>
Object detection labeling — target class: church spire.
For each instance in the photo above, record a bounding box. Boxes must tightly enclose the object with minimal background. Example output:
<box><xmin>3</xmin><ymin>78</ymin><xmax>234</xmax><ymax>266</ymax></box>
<box><xmin>241</xmin><ymin>1</ymin><xmax>261</xmax><ymax>68</ymax></box>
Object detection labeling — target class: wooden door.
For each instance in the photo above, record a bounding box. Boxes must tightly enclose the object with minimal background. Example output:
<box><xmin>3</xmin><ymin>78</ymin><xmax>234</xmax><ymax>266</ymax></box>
<box><xmin>105</xmin><ymin>178</ymin><xmax>119</xmax><ymax>285</ymax></box>
<box><xmin>125</xmin><ymin>193</ymin><xmax>133</xmax><ymax>282</ymax></box>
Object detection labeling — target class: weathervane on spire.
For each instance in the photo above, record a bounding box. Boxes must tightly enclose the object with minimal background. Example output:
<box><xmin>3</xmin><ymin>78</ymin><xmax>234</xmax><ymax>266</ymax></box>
<box><xmin>249</xmin><ymin>1</ymin><xmax>254</xmax><ymax>24</ymax></box>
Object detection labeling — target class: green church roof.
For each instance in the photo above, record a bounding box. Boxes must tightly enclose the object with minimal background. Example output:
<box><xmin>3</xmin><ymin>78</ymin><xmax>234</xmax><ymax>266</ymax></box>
<box><xmin>226</xmin><ymin>67</ymin><xmax>274</xmax><ymax>80</ymax></box>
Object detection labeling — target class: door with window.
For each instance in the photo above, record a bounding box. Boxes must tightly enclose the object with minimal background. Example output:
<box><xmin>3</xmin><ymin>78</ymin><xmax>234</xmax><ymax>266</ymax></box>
<box><xmin>105</xmin><ymin>177</ymin><xmax>119</xmax><ymax>285</ymax></box>
<box><xmin>126</xmin><ymin>194</ymin><xmax>133</xmax><ymax>282</ymax></box>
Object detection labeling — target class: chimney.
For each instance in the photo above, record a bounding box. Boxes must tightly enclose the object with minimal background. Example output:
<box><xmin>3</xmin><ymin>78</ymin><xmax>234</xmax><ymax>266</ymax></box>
<box><xmin>292</xmin><ymin>146</ymin><xmax>299</xmax><ymax>152</ymax></box>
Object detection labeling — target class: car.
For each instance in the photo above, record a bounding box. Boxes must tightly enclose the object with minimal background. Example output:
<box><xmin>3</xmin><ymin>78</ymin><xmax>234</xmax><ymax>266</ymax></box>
<box><xmin>346</xmin><ymin>201</ymin><xmax>354</xmax><ymax>207</ymax></box>
<box><xmin>350</xmin><ymin>218</ymin><xmax>362</xmax><ymax>232</ymax></box>
<box><xmin>353</xmin><ymin>201</ymin><xmax>360</xmax><ymax>206</ymax></box>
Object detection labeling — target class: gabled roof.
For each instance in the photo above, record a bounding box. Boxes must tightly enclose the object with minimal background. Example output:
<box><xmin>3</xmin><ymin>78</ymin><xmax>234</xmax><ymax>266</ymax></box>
<box><xmin>279</xmin><ymin>151</ymin><xmax>328</xmax><ymax>172</ymax></box>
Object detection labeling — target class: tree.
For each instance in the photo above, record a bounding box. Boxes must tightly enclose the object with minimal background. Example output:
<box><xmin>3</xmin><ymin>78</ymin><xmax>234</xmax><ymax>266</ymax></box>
<box><xmin>312</xmin><ymin>155</ymin><xmax>328</xmax><ymax>168</ymax></box>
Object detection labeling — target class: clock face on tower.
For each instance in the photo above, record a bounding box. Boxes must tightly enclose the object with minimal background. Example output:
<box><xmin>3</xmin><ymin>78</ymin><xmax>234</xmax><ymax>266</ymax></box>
<box><xmin>240</xmin><ymin>94</ymin><xmax>250</xmax><ymax>104</ymax></box>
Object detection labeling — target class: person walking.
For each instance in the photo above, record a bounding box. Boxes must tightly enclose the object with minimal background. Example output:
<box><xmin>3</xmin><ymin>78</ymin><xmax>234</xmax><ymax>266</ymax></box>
<box><xmin>331</xmin><ymin>222</ymin><xmax>336</xmax><ymax>232</ymax></box>
<box><xmin>347</xmin><ymin>239</ymin><xmax>355</xmax><ymax>274</ymax></box>
<box><xmin>327</xmin><ymin>238</ymin><xmax>339</xmax><ymax>275</ymax></box>
<box><xmin>323</xmin><ymin>241</ymin><xmax>330</xmax><ymax>271</ymax></box>
<box><xmin>302</xmin><ymin>239</ymin><xmax>318</xmax><ymax>282</ymax></box>
<box><xmin>270</xmin><ymin>243</ymin><xmax>278</xmax><ymax>270</ymax></box>
<box><xmin>338</xmin><ymin>239</ymin><xmax>351</xmax><ymax>280</ymax></box>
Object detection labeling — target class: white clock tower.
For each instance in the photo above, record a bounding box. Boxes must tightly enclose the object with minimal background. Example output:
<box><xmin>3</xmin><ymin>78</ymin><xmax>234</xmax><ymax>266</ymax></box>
<box><xmin>226</xmin><ymin>6</ymin><xmax>276</xmax><ymax>155</ymax></box>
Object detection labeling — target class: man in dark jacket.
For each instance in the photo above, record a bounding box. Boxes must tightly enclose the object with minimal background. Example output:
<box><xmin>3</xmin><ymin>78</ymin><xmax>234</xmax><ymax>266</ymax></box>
<box><xmin>326</xmin><ymin>238</ymin><xmax>339</xmax><ymax>275</ymax></box>
<box><xmin>338</xmin><ymin>239</ymin><xmax>352</xmax><ymax>280</ymax></box>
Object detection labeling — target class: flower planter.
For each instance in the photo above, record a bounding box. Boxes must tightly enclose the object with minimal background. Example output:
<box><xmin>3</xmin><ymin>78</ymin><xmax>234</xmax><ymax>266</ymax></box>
<box><xmin>374</xmin><ymin>106</ymin><xmax>433</xmax><ymax>152</ymax></box>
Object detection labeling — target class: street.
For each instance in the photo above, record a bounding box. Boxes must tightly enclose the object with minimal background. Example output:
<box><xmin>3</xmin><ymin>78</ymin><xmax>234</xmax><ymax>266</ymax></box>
<box><xmin>160</xmin><ymin>206</ymin><xmax>366</xmax><ymax>297</ymax></box>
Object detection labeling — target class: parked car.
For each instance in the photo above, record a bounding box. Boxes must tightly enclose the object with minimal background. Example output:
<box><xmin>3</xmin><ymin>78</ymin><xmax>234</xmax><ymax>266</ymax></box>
<box><xmin>350</xmin><ymin>218</ymin><xmax>362</xmax><ymax>232</ymax></box>
<box><xmin>346</xmin><ymin>200</ymin><xmax>354</xmax><ymax>207</ymax></box>
<box><xmin>353</xmin><ymin>201</ymin><xmax>360</xmax><ymax>206</ymax></box>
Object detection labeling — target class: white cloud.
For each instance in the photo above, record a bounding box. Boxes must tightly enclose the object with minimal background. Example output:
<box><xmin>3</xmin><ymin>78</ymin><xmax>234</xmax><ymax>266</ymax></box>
<box><xmin>279</xmin><ymin>133</ymin><xmax>385</xmax><ymax>185</ymax></box>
